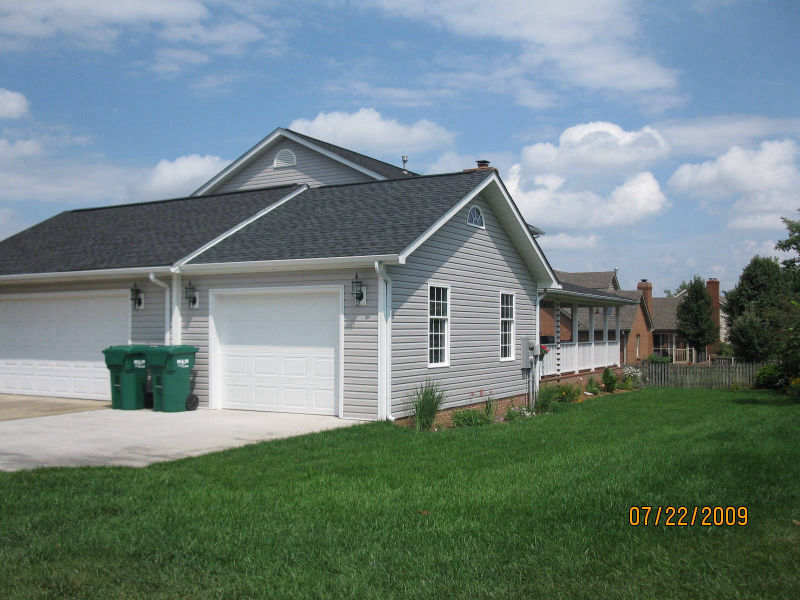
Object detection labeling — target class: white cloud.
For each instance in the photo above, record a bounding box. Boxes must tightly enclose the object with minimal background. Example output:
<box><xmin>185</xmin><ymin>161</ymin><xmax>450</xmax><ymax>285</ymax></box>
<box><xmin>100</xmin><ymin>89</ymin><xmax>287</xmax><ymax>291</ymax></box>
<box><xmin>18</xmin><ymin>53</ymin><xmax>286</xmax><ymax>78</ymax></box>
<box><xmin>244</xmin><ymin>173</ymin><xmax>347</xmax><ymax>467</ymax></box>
<box><xmin>140</xmin><ymin>154</ymin><xmax>229</xmax><ymax>199</ymax></box>
<box><xmin>360</xmin><ymin>0</ymin><xmax>678</xmax><ymax>99</ymax></box>
<box><xmin>290</xmin><ymin>108</ymin><xmax>454</xmax><ymax>155</ymax></box>
<box><xmin>151</xmin><ymin>48</ymin><xmax>208</xmax><ymax>74</ymax></box>
<box><xmin>669</xmin><ymin>140</ymin><xmax>800</xmax><ymax>230</ymax></box>
<box><xmin>658</xmin><ymin>115</ymin><xmax>800</xmax><ymax>156</ymax></box>
<box><xmin>0</xmin><ymin>138</ymin><xmax>42</xmax><ymax>160</ymax></box>
<box><xmin>0</xmin><ymin>206</ymin><xmax>29</xmax><ymax>241</ymax></box>
<box><xmin>538</xmin><ymin>232</ymin><xmax>601</xmax><ymax>250</ymax></box>
<box><xmin>521</xmin><ymin>121</ymin><xmax>669</xmax><ymax>176</ymax></box>
<box><xmin>507</xmin><ymin>165</ymin><xmax>669</xmax><ymax>229</ymax></box>
<box><xmin>0</xmin><ymin>88</ymin><xmax>30</xmax><ymax>118</ymax></box>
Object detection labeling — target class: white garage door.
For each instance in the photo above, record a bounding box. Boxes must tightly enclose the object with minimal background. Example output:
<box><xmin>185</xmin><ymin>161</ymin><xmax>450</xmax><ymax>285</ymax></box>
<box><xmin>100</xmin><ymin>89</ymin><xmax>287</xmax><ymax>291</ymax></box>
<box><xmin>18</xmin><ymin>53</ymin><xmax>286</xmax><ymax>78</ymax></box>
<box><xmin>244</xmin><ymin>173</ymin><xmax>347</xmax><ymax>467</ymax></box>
<box><xmin>0</xmin><ymin>292</ymin><xmax>129</xmax><ymax>400</ymax></box>
<box><xmin>214</xmin><ymin>289</ymin><xmax>340</xmax><ymax>415</ymax></box>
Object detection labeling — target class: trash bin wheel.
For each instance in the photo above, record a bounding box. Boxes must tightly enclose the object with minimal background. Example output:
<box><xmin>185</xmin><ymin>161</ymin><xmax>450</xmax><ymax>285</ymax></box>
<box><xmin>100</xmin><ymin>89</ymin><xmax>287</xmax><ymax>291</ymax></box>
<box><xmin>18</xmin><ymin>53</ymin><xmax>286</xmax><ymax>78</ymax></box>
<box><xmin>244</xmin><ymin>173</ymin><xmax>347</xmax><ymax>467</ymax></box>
<box><xmin>185</xmin><ymin>394</ymin><xmax>199</xmax><ymax>411</ymax></box>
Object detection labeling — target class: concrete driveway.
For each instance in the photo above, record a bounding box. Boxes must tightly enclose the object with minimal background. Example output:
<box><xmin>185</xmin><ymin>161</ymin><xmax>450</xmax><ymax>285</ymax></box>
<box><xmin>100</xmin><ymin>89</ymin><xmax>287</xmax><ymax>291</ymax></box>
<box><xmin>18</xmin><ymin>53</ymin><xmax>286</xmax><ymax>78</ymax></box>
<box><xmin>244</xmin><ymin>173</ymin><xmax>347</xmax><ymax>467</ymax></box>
<box><xmin>0</xmin><ymin>408</ymin><xmax>361</xmax><ymax>471</ymax></box>
<box><xmin>0</xmin><ymin>394</ymin><xmax>110</xmax><ymax>421</ymax></box>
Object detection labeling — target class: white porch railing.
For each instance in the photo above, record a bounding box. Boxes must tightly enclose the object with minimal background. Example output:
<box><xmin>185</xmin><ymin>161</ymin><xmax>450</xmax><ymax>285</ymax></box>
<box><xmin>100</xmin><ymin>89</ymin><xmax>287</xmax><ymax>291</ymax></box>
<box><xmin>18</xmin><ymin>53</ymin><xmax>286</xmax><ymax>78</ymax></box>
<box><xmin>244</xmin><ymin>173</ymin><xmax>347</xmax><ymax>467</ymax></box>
<box><xmin>541</xmin><ymin>341</ymin><xmax>620</xmax><ymax>377</ymax></box>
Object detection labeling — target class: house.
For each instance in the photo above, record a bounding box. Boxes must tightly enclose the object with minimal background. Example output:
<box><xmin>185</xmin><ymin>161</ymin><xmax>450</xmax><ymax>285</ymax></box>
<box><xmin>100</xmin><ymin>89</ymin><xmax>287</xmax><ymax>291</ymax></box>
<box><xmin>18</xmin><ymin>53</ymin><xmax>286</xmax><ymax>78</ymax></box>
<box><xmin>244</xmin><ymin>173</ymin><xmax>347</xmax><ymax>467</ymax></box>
<box><xmin>651</xmin><ymin>278</ymin><xmax>723</xmax><ymax>363</ymax></box>
<box><xmin>0</xmin><ymin>127</ymin><xmax>632</xmax><ymax>419</ymax></box>
<box><xmin>541</xmin><ymin>271</ymin><xmax>654</xmax><ymax>365</ymax></box>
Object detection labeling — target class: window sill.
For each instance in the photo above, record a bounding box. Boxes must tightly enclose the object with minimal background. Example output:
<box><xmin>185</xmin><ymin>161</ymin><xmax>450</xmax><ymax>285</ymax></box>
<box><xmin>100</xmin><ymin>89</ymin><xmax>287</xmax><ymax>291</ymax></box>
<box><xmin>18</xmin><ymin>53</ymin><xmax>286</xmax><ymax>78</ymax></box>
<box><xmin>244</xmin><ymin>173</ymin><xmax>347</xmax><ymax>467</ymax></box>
<box><xmin>427</xmin><ymin>362</ymin><xmax>450</xmax><ymax>369</ymax></box>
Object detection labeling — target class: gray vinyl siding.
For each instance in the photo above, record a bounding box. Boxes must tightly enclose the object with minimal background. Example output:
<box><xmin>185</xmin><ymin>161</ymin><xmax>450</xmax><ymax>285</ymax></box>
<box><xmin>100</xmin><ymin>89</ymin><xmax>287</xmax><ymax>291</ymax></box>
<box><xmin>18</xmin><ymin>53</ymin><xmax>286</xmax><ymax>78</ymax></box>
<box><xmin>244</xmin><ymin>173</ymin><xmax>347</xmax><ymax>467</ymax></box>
<box><xmin>215</xmin><ymin>139</ymin><xmax>372</xmax><ymax>192</ymax></box>
<box><xmin>388</xmin><ymin>196</ymin><xmax>539</xmax><ymax>416</ymax></box>
<box><xmin>0</xmin><ymin>278</ymin><xmax>167</xmax><ymax>345</ymax></box>
<box><xmin>180</xmin><ymin>269</ymin><xmax>378</xmax><ymax>419</ymax></box>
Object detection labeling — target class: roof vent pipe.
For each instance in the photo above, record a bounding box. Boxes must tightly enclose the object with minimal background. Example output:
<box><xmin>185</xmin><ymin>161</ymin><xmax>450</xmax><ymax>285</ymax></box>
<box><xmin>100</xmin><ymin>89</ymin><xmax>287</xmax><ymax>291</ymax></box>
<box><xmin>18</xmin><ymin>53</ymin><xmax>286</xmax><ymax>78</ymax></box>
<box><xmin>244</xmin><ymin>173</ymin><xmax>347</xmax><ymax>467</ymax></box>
<box><xmin>401</xmin><ymin>155</ymin><xmax>408</xmax><ymax>171</ymax></box>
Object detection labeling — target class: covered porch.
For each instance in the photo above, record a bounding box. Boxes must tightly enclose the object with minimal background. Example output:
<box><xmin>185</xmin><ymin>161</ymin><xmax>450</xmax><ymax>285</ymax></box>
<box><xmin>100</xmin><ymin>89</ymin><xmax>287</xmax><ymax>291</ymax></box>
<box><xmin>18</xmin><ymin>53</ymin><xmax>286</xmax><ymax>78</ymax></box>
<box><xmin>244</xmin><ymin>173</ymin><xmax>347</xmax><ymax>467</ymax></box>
<box><xmin>540</xmin><ymin>283</ymin><xmax>638</xmax><ymax>379</ymax></box>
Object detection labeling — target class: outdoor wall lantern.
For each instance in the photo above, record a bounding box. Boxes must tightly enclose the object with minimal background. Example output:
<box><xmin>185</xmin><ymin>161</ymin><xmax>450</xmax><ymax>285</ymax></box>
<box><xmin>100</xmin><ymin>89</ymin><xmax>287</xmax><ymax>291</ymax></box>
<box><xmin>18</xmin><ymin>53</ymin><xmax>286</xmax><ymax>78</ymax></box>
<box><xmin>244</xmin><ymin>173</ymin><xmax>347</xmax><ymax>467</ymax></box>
<box><xmin>130</xmin><ymin>283</ymin><xmax>143</xmax><ymax>310</ymax></box>
<box><xmin>184</xmin><ymin>281</ymin><xmax>199</xmax><ymax>309</ymax></box>
<box><xmin>351</xmin><ymin>273</ymin><xmax>365</xmax><ymax>305</ymax></box>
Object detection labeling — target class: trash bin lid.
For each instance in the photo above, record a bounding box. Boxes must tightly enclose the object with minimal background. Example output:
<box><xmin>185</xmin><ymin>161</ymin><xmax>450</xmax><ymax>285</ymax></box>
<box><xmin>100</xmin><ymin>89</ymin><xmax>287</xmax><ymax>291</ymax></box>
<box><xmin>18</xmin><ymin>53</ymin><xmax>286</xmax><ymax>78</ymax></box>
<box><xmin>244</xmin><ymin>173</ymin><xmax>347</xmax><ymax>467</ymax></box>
<box><xmin>144</xmin><ymin>345</ymin><xmax>199</xmax><ymax>366</ymax></box>
<box><xmin>102</xmin><ymin>345</ymin><xmax>148</xmax><ymax>366</ymax></box>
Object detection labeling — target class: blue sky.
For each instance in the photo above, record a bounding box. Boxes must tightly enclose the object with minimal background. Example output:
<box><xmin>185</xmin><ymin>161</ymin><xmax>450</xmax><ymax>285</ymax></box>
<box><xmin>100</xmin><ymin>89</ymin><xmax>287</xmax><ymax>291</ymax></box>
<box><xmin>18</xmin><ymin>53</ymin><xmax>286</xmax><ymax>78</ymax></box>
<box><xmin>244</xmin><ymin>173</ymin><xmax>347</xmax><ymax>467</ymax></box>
<box><xmin>1</xmin><ymin>0</ymin><xmax>798</xmax><ymax>292</ymax></box>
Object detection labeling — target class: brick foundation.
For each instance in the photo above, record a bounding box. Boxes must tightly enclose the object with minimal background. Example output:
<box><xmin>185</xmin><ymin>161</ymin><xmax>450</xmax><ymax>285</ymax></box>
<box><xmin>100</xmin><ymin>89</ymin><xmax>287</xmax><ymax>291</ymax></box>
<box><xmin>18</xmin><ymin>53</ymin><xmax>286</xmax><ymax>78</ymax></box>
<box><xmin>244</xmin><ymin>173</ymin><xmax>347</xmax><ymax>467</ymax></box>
<box><xmin>540</xmin><ymin>366</ymin><xmax>624</xmax><ymax>390</ymax></box>
<box><xmin>395</xmin><ymin>393</ymin><xmax>529</xmax><ymax>429</ymax></box>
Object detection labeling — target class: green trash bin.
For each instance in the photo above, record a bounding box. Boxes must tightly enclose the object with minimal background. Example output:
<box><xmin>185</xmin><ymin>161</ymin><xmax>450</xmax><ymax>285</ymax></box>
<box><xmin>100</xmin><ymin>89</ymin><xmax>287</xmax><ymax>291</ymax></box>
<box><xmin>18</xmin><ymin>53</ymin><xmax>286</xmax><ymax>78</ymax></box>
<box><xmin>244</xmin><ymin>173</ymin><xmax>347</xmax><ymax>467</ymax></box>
<box><xmin>102</xmin><ymin>345</ymin><xmax>149</xmax><ymax>410</ymax></box>
<box><xmin>145</xmin><ymin>345</ymin><xmax>200</xmax><ymax>413</ymax></box>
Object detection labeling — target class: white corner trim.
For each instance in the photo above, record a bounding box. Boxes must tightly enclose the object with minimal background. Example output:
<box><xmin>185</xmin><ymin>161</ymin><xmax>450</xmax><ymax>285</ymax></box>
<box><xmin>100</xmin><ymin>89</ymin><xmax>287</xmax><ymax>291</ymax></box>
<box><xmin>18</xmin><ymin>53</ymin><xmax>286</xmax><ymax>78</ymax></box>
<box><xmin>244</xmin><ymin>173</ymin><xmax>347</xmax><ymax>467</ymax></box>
<box><xmin>173</xmin><ymin>184</ymin><xmax>309</xmax><ymax>269</ymax></box>
<box><xmin>399</xmin><ymin>174</ymin><xmax>495</xmax><ymax>262</ymax></box>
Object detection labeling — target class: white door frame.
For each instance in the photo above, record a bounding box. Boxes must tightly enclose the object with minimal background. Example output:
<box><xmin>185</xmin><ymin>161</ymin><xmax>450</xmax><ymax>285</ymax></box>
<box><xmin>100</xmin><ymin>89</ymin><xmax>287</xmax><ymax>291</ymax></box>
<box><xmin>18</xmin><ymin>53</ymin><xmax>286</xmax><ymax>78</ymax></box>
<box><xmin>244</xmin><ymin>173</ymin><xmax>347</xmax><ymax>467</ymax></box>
<box><xmin>0</xmin><ymin>289</ymin><xmax>132</xmax><ymax>343</ymax></box>
<box><xmin>208</xmin><ymin>285</ymin><xmax>345</xmax><ymax>416</ymax></box>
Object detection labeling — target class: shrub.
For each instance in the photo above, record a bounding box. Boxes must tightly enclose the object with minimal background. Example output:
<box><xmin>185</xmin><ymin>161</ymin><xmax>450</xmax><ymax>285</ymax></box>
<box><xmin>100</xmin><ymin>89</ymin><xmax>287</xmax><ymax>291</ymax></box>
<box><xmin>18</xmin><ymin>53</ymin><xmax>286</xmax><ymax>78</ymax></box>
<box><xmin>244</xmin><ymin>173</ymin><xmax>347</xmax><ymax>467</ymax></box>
<box><xmin>483</xmin><ymin>396</ymin><xmax>497</xmax><ymax>422</ymax></box>
<box><xmin>619</xmin><ymin>376</ymin><xmax>635</xmax><ymax>391</ymax></box>
<box><xmin>411</xmin><ymin>379</ymin><xmax>445</xmax><ymax>432</ymax></box>
<box><xmin>585</xmin><ymin>377</ymin><xmax>601</xmax><ymax>395</ymax></box>
<box><xmin>787</xmin><ymin>376</ymin><xmax>800</xmax><ymax>402</ymax></box>
<box><xmin>504</xmin><ymin>405</ymin><xmax>532</xmax><ymax>422</ymax></box>
<box><xmin>646</xmin><ymin>354</ymin><xmax>671</xmax><ymax>364</ymax></box>
<box><xmin>556</xmin><ymin>384</ymin><xmax>581</xmax><ymax>402</ymax></box>
<box><xmin>602</xmin><ymin>367</ymin><xmax>617</xmax><ymax>393</ymax></box>
<box><xmin>754</xmin><ymin>364</ymin><xmax>784</xmax><ymax>390</ymax></box>
<box><xmin>452</xmin><ymin>408</ymin><xmax>492</xmax><ymax>427</ymax></box>
<box><xmin>622</xmin><ymin>365</ymin><xmax>644</xmax><ymax>386</ymax></box>
<box><xmin>535</xmin><ymin>385</ymin><xmax>559</xmax><ymax>414</ymax></box>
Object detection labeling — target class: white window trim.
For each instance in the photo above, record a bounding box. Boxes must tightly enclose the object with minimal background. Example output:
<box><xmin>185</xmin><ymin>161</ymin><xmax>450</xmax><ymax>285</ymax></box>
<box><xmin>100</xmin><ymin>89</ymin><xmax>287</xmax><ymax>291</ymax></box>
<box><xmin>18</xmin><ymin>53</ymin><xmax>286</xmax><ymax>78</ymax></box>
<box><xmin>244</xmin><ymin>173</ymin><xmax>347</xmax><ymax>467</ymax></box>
<box><xmin>427</xmin><ymin>281</ymin><xmax>450</xmax><ymax>368</ymax></box>
<box><xmin>499</xmin><ymin>291</ymin><xmax>516</xmax><ymax>362</ymax></box>
<box><xmin>466</xmin><ymin>204</ymin><xmax>485</xmax><ymax>229</ymax></box>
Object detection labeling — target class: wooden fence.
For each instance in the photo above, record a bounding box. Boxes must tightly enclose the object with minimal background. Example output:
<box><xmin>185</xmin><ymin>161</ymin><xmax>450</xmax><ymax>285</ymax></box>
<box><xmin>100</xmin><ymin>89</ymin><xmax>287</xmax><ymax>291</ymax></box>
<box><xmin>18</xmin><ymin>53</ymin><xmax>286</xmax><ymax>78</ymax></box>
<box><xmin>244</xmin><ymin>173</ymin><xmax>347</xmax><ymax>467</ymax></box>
<box><xmin>633</xmin><ymin>362</ymin><xmax>766</xmax><ymax>389</ymax></box>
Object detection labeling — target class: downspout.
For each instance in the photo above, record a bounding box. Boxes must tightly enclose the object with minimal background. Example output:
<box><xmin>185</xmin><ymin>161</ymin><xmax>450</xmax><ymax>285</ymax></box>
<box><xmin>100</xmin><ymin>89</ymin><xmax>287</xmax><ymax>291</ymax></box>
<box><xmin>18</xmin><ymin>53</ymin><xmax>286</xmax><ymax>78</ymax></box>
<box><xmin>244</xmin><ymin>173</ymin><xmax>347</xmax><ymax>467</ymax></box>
<box><xmin>149</xmin><ymin>272</ymin><xmax>170</xmax><ymax>344</ymax></box>
<box><xmin>170</xmin><ymin>271</ymin><xmax>182</xmax><ymax>345</ymax></box>
<box><xmin>374</xmin><ymin>261</ymin><xmax>394</xmax><ymax>421</ymax></box>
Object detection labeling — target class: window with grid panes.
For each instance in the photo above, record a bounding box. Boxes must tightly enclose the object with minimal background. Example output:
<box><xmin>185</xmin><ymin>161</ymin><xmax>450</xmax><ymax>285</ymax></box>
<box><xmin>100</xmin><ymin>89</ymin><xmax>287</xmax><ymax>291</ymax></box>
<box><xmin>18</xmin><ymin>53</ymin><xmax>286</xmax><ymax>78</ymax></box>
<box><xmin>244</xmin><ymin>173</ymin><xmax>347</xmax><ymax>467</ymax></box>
<box><xmin>500</xmin><ymin>293</ymin><xmax>515</xmax><ymax>359</ymax></box>
<box><xmin>428</xmin><ymin>285</ymin><xmax>449</xmax><ymax>366</ymax></box>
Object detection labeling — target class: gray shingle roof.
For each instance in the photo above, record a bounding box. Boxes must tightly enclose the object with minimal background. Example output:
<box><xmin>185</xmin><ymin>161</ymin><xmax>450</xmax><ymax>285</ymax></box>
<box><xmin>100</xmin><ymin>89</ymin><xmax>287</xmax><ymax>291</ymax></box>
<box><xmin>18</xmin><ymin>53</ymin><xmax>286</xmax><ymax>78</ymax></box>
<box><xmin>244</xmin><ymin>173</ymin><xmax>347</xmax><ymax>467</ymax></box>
<box><xmin>652</xmin><ymin>296</ymin><xmax>681</xmax><ymax>330</ymax></box>
<box><xmin>286</xmin><ymin>129</ymin><xmax>418</xmax><ymax>180</ymax></box>
<box><xmin>0</xmin><ymin>186</ymin><xmax>299</xmax><ymax>275</ymax></box>
<box><xmin>556</xmin><ymin>270</ymin><xmax>617</xmax><ymax>290</ymax></box>
<box><xmin>189</xmin><ymin>171</ymin><xmax>491</xmax><ymax>264</ymax></box>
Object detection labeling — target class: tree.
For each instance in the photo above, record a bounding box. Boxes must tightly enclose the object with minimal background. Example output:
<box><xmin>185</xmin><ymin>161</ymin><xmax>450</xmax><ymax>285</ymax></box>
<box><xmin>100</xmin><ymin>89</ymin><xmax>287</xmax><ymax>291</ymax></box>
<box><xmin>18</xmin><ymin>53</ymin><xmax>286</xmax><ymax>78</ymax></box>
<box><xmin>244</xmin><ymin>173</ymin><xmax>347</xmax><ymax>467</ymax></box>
<box><xmin>775</xmin><ymin>209</ymin><xmax>800</xmax><ymax>269</ymax></box>
<box><xmin>724</xmin><ymin>256</ymin><xmax>788</xmax><ymax>328</ymax></box>
<box><xmin>676</xmin><ymin>276</ymin><xmax>718</xmax><ymax>358</ymax></box>
<box><xmin>729</xmin><ymin>307</ymin><xmax>775</xmax><ymax>362</ymax></box>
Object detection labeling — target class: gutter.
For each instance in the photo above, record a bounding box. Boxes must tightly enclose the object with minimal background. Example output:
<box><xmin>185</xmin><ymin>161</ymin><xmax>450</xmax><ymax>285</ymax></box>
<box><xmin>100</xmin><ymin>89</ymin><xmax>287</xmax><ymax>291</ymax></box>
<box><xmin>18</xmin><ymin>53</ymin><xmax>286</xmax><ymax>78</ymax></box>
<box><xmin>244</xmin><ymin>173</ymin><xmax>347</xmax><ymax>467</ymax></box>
<box><xmin>148</xmin><ymin>273</ymin><xmax>171</xmax><ymax>344</ymax></box>
<box><xmin>374</xmin><ymin>261</ymin><xmax>394</xmax><ymax>421</ymax></box>
<box><xmin>0</xmin><ymin>266</ymin><xmax>172</xmax><ymax>284</ymax></box>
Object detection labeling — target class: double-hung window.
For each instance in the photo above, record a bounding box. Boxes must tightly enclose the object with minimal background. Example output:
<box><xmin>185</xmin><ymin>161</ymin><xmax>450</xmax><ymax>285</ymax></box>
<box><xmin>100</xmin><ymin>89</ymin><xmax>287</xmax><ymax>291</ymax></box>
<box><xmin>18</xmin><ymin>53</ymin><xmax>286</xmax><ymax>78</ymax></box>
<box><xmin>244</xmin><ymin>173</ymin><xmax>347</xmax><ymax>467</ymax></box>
<box><xmin>428</xmin><ymin>285</ymin><xmax>449</xmax><ymax>366</ymax></box>
<box><xmin>500</xmin><ymin>293</ymin><xmax>515</xmax><ymax>360</ymax></box>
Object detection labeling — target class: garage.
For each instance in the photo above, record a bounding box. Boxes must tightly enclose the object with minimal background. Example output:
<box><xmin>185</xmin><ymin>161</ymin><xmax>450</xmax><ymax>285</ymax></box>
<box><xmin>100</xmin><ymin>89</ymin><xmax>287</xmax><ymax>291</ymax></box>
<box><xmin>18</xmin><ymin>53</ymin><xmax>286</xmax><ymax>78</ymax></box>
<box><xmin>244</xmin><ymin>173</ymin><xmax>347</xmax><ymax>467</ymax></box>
<box><xmin>0</xmin><ymin>291</ymin><xmax>129</xmax><ymax>400</ymax></box>
<box><xmin>210</xmin><ymin>288</ymin><xmax>342</xmax><ymax>415</ymax></box>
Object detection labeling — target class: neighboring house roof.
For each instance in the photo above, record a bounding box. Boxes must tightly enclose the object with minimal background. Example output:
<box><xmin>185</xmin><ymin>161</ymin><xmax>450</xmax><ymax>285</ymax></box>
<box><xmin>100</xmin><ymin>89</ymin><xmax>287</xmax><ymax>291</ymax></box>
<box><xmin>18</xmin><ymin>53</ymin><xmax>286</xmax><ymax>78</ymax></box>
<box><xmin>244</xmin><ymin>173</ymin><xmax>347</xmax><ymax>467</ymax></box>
<box><xmin>286</xmin><ymin>129</ymin><xmax>417</xmax><ymax>180</ymax></box>
<box><xmin>527</xmin><ymin>224</ymin><xmax>545</xmax><ymax>237</ymax></box>
<box><xmin>187</xmin><ymin>171</ymin><xmax>489</xmax><ymax>265</ymax></box>
<box><xmin>0</xmin><ymin>185</ymin><xmax>300</xmax><ymax>275</ymax></box>
<box><xmin>652</xmin><ymin>296</ymin><xmax>681</xmax><ymax>330</ymax></box>
<box><xmin>193</xmin><ymin>127</ymin><xmax>415</xmax><ymax>195</ymax></box>
<box><xmin>555</xmin><ymin>270</ymin><xmax>619</xmax><ymax>291</ymax></box>
<box><xmin>544</xmin><ymin>281</ymin><xmax>637</xmax><ymax>306</ymax></box>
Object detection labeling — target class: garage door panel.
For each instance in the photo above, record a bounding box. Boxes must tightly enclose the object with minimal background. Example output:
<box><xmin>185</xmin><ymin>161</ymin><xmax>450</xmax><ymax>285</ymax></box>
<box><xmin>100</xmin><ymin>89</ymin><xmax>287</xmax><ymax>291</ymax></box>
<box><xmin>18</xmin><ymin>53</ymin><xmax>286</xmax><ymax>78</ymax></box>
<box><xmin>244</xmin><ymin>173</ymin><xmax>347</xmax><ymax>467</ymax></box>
<box><xmin>0</xmin><ymin>294</ymin><xmax>128</xmax><ymax>400</ymax></box>
<box><xmin>216</xmin><ymin>291</ymin><xmax>339</xmax><ymax>415</ymax></box>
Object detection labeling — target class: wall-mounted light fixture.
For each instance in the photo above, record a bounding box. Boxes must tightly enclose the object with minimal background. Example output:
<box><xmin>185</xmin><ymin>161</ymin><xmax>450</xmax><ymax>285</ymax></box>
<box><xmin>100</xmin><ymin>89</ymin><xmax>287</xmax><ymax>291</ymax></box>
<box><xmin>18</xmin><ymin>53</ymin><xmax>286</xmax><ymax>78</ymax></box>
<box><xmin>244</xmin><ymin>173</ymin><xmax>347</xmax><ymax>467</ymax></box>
<box><xmin>351</xmin><ymin>273</ymin><xmax>365</xmax><ymax>305</ymax></box>
<box><xmin>130</xmin><ymin>283</ymin><xmax>143</xmax><ymax>310</ymax></box>
<box><xmin>184</xmin><ymin>280</ymin><xmax>198</xmax><ymax>309</ymax></box>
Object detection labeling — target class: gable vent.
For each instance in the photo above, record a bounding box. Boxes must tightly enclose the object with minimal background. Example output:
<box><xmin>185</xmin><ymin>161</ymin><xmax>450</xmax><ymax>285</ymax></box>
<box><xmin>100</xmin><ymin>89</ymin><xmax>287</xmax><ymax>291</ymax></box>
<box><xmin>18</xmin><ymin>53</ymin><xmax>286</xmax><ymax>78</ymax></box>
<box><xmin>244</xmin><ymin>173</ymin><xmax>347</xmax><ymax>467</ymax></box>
<box><xmin>273</xmin><ymin>148</ymin><xmax>297</xmax><ymax>168</ymax></box>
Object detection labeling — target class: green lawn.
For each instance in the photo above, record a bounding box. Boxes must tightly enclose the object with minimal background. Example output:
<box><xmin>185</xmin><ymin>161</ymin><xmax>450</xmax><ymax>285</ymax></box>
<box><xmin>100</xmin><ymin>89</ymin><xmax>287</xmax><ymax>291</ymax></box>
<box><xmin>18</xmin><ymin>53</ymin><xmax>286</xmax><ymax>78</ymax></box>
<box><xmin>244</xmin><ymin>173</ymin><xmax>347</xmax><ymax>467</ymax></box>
<box><xmin>1</xmin><ymin>389</ymin><xmax>798</xmax><ymax>599</ymax></box>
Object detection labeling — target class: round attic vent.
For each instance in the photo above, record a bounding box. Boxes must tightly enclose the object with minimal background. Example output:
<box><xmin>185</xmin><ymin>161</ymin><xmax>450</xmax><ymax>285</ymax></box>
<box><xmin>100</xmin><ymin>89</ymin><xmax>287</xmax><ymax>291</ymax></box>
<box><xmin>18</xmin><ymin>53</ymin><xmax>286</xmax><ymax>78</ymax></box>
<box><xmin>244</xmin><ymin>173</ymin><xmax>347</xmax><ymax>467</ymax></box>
<box><xmin>274</xmin><ymin>148</ymin><xmax>297</xmax><ymax>168</ymax></box>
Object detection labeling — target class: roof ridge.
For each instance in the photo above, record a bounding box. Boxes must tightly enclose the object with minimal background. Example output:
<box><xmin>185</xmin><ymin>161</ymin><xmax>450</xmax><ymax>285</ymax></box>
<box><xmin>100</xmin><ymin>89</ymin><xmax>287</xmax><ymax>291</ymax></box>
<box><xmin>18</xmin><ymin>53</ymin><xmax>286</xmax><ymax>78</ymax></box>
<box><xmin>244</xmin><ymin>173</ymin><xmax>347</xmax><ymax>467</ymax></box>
<box><xmin>284</xmin><ymin>128</ymin><xmax>420</xmax><ymax>176</ymax></box>
<box><xmin>70</xmin><ymin>183</ymin><xmax>301</xmax><ymax>213</ymax></box>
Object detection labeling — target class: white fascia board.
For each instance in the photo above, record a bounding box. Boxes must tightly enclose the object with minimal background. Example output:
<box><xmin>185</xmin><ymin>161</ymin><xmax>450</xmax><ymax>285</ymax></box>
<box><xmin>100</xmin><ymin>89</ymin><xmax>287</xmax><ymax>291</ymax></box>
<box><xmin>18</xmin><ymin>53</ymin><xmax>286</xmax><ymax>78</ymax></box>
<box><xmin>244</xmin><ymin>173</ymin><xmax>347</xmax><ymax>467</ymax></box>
<box><xmin>0</xmin><ymin>266</ymin><xmax>172</xmax><ymax>284</ymax></box>
<box><xmin>487</xmin><ymin>173</ymin><xmax>560</xmax><ymax>288</ymax></box>
<box><xmin>178</xmin><ymin>254</ymin><xmax>401</xmax><ymax>275</ymax></box>
<box><xmin>398</xmin><ymin>173</ymin><xmax>495</xmax><ymax>262</ymax></box>
<box><xmin>173</xmin><ymin>184</ymin><xmax>309</xmax><ymax>269</ymax></box>
<box><xmin>192</xmin><ymin>128</ymin><xmax>387</xmax><ymax>196</ymax></box>
<box><xmin>192</xmin><ymin>128</ymin><xmax>283</xmax><ymax>196</ymax></box>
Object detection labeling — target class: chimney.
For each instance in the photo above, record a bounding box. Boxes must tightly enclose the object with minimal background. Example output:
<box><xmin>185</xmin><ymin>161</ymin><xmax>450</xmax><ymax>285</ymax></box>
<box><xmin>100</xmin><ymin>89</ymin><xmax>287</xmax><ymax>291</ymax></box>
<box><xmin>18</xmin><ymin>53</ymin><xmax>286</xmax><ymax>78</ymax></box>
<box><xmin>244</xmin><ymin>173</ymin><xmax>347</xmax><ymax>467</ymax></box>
<box><xmin>706</xmin><ymin>277</ymin><xmax>720</xmax><ymax>338</ymax></box>
<box><xmin>637</xmin><ymin>279</ymin><xmax>653</xmax><ymax>318</ymax></box>
<box><xmin>463</xmin><ymin>159</ymin><xmax>496</xmax><ymax>173</ymax></box>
